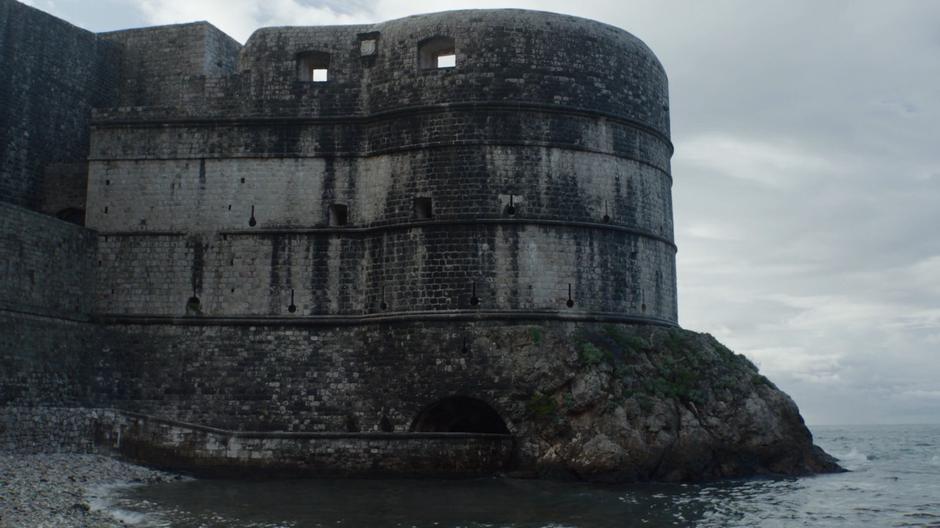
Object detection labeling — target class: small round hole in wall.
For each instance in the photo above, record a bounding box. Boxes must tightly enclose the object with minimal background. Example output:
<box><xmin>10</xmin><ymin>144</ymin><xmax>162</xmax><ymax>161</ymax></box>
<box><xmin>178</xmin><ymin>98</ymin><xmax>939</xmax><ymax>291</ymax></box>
<box><xmin>603</xmin><ymin>214</ymin><xmax>611</xmax><ymax>223</ymax></box>
<box><xmin>470</xmin><ymin>295</ymin><xmax>480</xmax><ymax>306</ymax></box>
<box><xmin>380</xmin><ymin>301</ymin><xmax>388</xmax><ymax>310</ymax></box>
<box><xmin>641</xmin><ymin>303</ymin><xmax>647</xmax><ymax>312</ymax></box>
<box><xmin>288</xmin><ymin>304</ymin><xmax>297</xmax><ymax>313</ymax></box>
<box><xmin>105</xmin><ymin>179</ymin><xmax>110</xmax><ymax>186</ymax></box>
<box><xmin>240</xmin><ymin>178</ymin><xmax>246</xmax><ymax>184</ymax></box>
<box><xmin>566</xmin><ymin>299</ymin><xmax>574</xmax><ymax>308</ymax></box>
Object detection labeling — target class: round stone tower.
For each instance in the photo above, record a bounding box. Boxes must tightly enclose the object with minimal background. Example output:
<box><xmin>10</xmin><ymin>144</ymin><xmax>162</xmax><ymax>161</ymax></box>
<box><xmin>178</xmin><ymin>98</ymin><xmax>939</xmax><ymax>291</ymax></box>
<box><xmin>89</xmin><ymin>9</ymin><xmax>676</xmax><ymax>326</ymax></box>
<box><xmin>2</xmin><ymin>4</ymin><xmax>842</xmax><ymax>482</ymax></box>
<box><xmin>84</xmin><ymin>8</ymin><xmax>679</xmax><ymax>471</ymax></box>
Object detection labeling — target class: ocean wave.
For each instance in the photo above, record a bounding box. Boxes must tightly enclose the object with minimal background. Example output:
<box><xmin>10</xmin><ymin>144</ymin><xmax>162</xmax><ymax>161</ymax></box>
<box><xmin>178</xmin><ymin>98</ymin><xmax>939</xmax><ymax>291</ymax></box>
<box><xmin>87</xmin><ymin>482</ymin><xmax>166</xmax><ymax>527</ymax></box>
<box><xmin>837</xmin><ymin>448</ymin><xmax>870</xmax><ymax>463</ymax></box>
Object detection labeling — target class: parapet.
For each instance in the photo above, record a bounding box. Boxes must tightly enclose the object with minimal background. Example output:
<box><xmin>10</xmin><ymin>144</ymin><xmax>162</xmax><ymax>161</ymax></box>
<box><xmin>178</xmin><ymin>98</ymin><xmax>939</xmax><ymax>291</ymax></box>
<box><xmin>98</xmin><ymin>21</ymin><xmax>241</xmax><ymax>108</ymax></box>
<box><xmin>92</xmin><ymin>10</ymin><xmax>670</xmax><ymax>141</ymax></box>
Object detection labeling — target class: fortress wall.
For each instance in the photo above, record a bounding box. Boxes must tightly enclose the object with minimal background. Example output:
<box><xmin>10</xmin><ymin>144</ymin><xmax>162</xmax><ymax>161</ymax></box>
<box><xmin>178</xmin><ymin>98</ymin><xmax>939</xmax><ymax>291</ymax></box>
<box><xmin>0</xmin><ymin>202</ymin><xmax>97</xmax><ymax>317</ymax></box>
<box><xmin>97</xmin><ymin>411</ymin><xmax>515</xmax><ymax>477</ymax></box>
<box><xmin>98</xmin><ymin>22</ymin><xmax>241</xmax><ymax>108</ymax></box>
<box><xmin>367</xmin><ymin>12</ymin><xmax>668</xmax><ymax>132</ymax></box>
<box><xmin>0</xmin><ymin>0</ymin><xmax>118</xmax><ymax>209</ymax></box>
<box><xmin>233</xmin><ymin>11</ymin><xmax>669</xmax><ymax>134</ymax></box>
<box><xmin>38</xmin><ymin>162</ymin><xmax>89</xmax><ymax>221</ymax></box>
<box><xmin>85</xmin><ymin>11</ymin><xmax>678</xmax><ymax>327</ymax></box>
<box><xmin>0</xmin><ymin>203</ymin><xmax>114</xmax><ymax>408</ymax></box>
<box><xmin>0</xmin><ymin>313</ymin><xmax>105</xmax><ymax>406</ymax></box>
<box><xmin>100</xmin><ymin>320</ymin><xmax>562</xmax><ymax>433</ymax></box>
<box><xmin>88</xmin><ymin>11</ymin><xmax>668</xmax><ymax>131</ymax></box>
<box><xmin>93</xmin><ymin>227</ymin><xmax>676</xmax><ymax>321</ymax></box>
<box><xmin>85</xmin><ymin>147</ymin><xmax>671</xmax><ymax>235</ymax></box>
<box><xmin>1</xmin><ymin>8</ymin><xmax>691</xmax><ymax>464</ymax></box>
<box><xmin>88</xmin><ymin>111</ymin><xmax>670</xmax><ymax>173</ymax></box>
<box><xmin>0</xmin><ymin>407</ymin><xmax>109</xmax><ymax>453</ymax></box>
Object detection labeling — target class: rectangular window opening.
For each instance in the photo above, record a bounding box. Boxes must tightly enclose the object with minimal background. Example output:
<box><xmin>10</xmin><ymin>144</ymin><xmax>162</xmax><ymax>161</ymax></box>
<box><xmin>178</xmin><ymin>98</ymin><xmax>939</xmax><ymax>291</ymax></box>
<box><xmin>413</xmin><ymin>197</ymin><xmax>433</xmax><ymax>220</ymax></box>
<box><xmin>297</xmin><ymin>51</ymin><xmax>330</xmax><ymax>82</ymax></box>
<box><xmin>436</xmin><ymin>53</ymin><xmax>456</xmax><ymax>68</ymax></box>
<box><xmin>329</xmin><ymin>203</ymin><xmax>348</xmax><ymax>226</ymax></box>
<box><xmin>419</xmin><ymin>36</ymin><xmax>456</xmax><ymax>70</ymax></box>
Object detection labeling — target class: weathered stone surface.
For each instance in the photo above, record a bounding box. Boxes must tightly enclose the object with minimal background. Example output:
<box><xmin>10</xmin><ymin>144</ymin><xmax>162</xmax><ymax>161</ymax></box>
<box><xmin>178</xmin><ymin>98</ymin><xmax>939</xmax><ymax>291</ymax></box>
<box><xmin>0</xmin><ymin>320</ymin><xmax>840</xmax><ymax>481</ymax></box>
<box><xmin>509</xmin><ymin>324</ymin><xmax>842</xmax><ymax>481</ymax></box>
<box><xmin>0</xmin><ymin>0</ymin><xmax>118</xmax><ymax>209</ymax></box>
<box><xmin>0</xmin><ymin>1</ymin><xmax>840</xmax><ymax>482</ymax></box>
<box><xmin>92</xmin><ymin>411</ymin><xmax>515</xmax><ymax>477</ymax></box>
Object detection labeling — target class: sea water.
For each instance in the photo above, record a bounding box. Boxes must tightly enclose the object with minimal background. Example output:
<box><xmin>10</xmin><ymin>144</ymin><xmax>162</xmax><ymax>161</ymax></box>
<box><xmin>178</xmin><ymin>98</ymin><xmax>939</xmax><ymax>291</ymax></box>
<box><xmin>106</xmin><ymin>424</ymin><xmax>940</xmax><ymax>527</ymax></box>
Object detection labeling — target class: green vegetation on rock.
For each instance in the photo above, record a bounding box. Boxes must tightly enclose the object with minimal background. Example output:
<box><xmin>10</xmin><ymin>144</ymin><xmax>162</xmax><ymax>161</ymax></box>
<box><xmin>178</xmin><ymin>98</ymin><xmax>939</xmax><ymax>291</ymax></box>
<box><xmin>530</xmin><ymin>327</ymin><xmax>542</xmax><ymax>345</ymax></box>
<box><xmin>521</xmin><ymin>323</ymin><xmax>840</xmax><ymax>480</ymax></box>
<box><xmin>526</xmin><ymin>393</ymin><xmax>557</xmax><ymax>418</ymax></box>
<box><xmin>578</xmin><ymin>342</ymin><xmax>610</xmax><ymax>366</ymax></box>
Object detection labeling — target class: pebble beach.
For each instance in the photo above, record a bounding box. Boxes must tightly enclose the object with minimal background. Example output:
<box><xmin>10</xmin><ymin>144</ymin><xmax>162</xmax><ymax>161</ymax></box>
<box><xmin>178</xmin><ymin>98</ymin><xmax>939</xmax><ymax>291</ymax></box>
<box><xmin>0</xmin><ymin>454</ymin><xmax>176</xmax><ymax>528</ymax></box>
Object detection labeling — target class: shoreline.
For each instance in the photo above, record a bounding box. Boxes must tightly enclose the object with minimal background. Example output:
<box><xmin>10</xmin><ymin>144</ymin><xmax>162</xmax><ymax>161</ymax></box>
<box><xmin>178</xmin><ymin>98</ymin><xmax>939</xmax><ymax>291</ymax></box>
<box><xmin>0</xmin><ymin>453</ymin><xmax>178</xmax><ymax>528</ymax></box>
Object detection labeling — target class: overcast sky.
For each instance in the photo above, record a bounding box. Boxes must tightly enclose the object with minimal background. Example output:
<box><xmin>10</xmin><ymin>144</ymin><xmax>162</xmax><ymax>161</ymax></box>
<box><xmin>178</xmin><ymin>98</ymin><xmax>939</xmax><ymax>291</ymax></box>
<box><xmin>22</xmin><ymin>0</ymin><xmax>940</xmax><ymax>426</ymax></box>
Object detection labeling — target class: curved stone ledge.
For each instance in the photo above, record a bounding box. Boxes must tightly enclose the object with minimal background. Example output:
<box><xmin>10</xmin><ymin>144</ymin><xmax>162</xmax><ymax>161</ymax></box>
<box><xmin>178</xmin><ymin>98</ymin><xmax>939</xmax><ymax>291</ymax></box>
<box><xmin>91</xmin><ymin>101</ymin><xmax>673</xmax><ymax>154</ymax></box>
<box><xmin>97</xmin><ymin>218</ymin><xmax>678</xmax><ymax>248</ymax></box>
<box><xmin>89</xmin><ymin>104</ymin><xmax>673</xmax><ymax>172</ymax></box>
<box><xmin>110</xmin><ymin>410</ymin><xmax>512</xmax><ymax>440</ymax></box>
<box><xmin>93</xmin><ymin>310</ymin><xmax>679</xmax><ymax>327</ymax></box>
<box><xmin>96</xmin><ymin>409</ymin><xmax>515</xmax><ymax>477</ymax></box>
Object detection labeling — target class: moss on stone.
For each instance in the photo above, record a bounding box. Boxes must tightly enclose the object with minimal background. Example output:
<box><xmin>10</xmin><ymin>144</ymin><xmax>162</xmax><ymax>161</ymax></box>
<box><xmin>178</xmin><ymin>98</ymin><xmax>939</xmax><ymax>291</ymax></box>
<box><xmin>529</xmin><ymin>327</ymin><xmax>542</xmax><ymax>345</ymax></box>
<box><xmin>526</xmin><ymin>393</ymin><xmax>557</xmax><ymax>418</ymax></box>
<box><xmin>578</xmin><ymin>342</ymin><xmax>609</xmax><ymax>366</ymax></box>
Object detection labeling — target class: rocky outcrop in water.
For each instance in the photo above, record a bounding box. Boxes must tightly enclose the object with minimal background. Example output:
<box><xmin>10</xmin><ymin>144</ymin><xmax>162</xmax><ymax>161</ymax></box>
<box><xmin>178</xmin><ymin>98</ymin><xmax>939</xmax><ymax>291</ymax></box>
<box><xmin>509</xmin><ymin>324</ymin><xmax>843</xmax><ymax>481</ymax></box>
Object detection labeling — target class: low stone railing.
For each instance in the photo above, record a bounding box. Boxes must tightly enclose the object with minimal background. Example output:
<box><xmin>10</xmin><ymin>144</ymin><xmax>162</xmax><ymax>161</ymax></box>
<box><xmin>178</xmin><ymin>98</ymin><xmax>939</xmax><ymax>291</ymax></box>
<box><xmin>93</xmin><ymin>410</ymin><xmax>515</xmax><ymax>477</ymax></box>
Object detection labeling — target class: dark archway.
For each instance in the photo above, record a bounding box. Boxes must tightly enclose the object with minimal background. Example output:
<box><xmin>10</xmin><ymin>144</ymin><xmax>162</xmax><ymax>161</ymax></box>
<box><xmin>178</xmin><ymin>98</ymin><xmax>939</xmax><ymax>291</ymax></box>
<box><xmin>55</xmin><ymin>208</ymin><xmax>85</xmax><ymax>226</ymax></box>
<box><xmin>410</xmin><ymin>396</ymin><xmax>510</xmax><ymax>434</ymax></box>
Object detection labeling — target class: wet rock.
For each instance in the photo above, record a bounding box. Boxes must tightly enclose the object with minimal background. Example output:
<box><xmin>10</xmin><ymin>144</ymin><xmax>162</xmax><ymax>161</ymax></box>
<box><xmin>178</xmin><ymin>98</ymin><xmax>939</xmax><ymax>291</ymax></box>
<box><xmin>0</xmin><ymin>453</ymin><xmax>176</xmax><ymax>527</ymax></box>
<box><xmin>515</xmin><ymin>324</ymin><xmax>844</xmax><ymax>481</ymax></box>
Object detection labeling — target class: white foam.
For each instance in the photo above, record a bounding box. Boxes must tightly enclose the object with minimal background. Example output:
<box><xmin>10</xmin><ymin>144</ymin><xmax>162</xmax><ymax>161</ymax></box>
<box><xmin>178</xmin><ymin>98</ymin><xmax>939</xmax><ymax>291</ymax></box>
<box><xmin>86</xmin><ymin>482</ymin><xmax>166</xmax><ymax>527</ymax></box>
<box><xmin>838</xmin><ymin>447</ymin><xmax>869</xmax><ymax>462</ymax></box>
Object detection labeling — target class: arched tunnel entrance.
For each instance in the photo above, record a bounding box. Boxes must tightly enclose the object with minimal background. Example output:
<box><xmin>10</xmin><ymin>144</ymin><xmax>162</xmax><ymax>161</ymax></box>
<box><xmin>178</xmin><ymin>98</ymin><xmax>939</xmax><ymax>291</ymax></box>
<box><xmin>410</xmin><ymin>396</ymin><xmax>510</xmax><ymax>434</ymax></box>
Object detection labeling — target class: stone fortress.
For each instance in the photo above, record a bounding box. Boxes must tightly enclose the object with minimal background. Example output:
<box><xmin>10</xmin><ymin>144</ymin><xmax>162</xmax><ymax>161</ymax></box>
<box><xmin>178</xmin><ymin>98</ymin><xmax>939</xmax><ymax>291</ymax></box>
<box><xmin>87</xmin><ymin>11</ymin><xmax>676</xmax><ymax>325</ymax></box>
<box><xmin>1</xmin><ymin>0</ymin><xmax>836</xmax><ymax>480</ymax></box>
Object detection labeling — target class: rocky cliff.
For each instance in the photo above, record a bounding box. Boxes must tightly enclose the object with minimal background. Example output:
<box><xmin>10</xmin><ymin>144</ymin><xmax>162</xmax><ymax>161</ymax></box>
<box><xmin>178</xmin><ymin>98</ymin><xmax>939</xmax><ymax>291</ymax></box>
<box><xmin>508</xmin><ymin>324</ymin><xmax>842</xmax><ymax>481</ymax></box>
